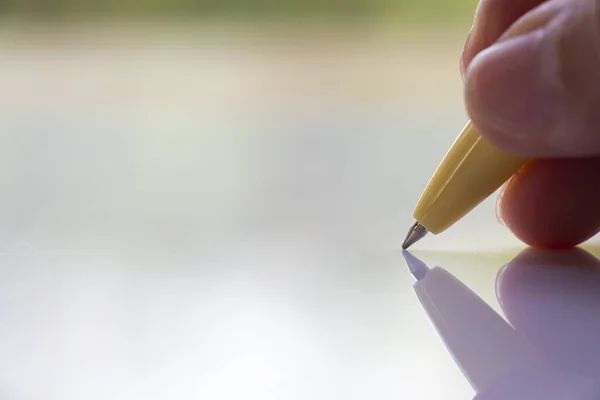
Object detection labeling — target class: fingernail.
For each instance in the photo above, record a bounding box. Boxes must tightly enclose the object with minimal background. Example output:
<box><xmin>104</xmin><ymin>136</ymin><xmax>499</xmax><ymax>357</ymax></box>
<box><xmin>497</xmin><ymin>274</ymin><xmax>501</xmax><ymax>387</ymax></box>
<box><xmin>465</xmin><ymin>29</ymin><xmax>562</xmax><ymax>139</ymax></box>
<box><xmin>460</xmin><ymin>28</ymin><xmax>475</xmax><ymax>79</ymax></box>
<box><xmin>495</xmin><ymin>183</ymin><xmax>507</xmax><ymax>226</ymax></box>
<box><xmin>495</xmin><ymin>163</ymin><xmax>526</xmax><ymax>227</ymax></box>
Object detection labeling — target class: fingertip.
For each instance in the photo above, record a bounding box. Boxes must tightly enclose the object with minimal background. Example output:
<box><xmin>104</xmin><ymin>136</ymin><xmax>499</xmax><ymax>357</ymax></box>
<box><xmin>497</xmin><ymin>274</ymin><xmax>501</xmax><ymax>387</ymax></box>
<box><xmin>460</xmin><ymin>0</ymin><xmax>547</xmax><ymax>81</ymax></box>
<box><xmin>499</xmin><ymin>158</ymin><xmax>600</xmax><ymax>249</ymax></box>
<box><xmin>465</xmin><ymin>29</ymin><xmax>562</xmax><ymax>147</ymax></box>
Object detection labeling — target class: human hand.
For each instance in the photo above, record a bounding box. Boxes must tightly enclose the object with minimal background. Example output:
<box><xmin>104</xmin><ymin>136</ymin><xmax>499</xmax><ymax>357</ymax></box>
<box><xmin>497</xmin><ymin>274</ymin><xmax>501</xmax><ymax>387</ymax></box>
<box><xmin>461</xmin><ymin>0</ymin><xmax>600</xmax><ymax>248</ymax></box>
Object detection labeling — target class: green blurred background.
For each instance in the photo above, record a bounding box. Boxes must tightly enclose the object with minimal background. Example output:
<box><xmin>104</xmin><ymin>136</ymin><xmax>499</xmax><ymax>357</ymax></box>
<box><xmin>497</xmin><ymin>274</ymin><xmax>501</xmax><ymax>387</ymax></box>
<box><xmin>0</xmin><ymin>0</ymin><xmax>476</xmax><ymax>22</ymax></box>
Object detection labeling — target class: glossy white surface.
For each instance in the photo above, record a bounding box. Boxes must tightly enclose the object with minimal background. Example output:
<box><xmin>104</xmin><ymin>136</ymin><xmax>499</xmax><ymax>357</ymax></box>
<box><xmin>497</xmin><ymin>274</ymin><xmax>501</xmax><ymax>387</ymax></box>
<box><xmin>0</xmin><ymin>27</ymin><xmax>598</xmax><ymax>399</ymax></box>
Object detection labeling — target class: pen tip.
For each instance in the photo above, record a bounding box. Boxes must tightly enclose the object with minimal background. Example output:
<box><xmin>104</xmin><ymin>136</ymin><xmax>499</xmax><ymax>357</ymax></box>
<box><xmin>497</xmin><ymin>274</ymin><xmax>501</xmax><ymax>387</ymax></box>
<box><xmin>402</xmin><ymin>221</ymin><xmax>428</xmax><ymax>250</ymax></box>
<box><xmin>401</xmin><ymin>250</ymin><xmax>429</xmax><ymax>280</ymax></box>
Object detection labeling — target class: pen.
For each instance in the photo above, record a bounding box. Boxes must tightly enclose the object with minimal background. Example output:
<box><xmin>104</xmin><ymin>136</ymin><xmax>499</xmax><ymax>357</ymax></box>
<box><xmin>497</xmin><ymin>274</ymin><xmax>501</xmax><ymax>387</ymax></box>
<box><xmin>402</xmin><ymin>120</ymin><xmax>527</xmax><ymax>249</ymax></box>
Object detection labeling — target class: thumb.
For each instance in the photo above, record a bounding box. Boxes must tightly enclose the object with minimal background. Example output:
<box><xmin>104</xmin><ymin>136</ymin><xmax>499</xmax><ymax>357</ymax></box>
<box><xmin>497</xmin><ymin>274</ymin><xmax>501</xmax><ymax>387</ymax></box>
<box><xmin>464</xmin><ymin>0</ymin><xmax>600</xmax><ymax>157</ymax></box>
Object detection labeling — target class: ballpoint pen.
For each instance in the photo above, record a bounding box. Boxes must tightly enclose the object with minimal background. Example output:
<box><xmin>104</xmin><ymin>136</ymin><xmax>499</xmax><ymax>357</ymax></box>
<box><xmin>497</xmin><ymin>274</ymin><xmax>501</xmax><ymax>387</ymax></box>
<box><xmin>402</xmin><ymin>120</ymin><xmax>527</xmax><ymax>249</ymax></box>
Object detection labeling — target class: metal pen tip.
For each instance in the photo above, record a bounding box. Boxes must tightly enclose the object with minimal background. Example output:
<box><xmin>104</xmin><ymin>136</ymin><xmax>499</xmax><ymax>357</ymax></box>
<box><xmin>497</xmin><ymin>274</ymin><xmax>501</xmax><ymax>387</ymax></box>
<box><xmin>402</xmin><ymin>221</ymin><xmax>428</xmax><ymax>250</ymax></box>
<box><xmin>401</xmin><ymin>250</ymin><xmax>429</xmax><ymax>280</ymax></box>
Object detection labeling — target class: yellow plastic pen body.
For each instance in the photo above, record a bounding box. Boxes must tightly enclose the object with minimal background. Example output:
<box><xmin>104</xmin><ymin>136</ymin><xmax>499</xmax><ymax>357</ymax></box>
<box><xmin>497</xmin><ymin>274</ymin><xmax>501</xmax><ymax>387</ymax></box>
<box><xmin>414</xmin><ymin>120</ymin><xmax>527</xmax><ymax>235</ymax></box>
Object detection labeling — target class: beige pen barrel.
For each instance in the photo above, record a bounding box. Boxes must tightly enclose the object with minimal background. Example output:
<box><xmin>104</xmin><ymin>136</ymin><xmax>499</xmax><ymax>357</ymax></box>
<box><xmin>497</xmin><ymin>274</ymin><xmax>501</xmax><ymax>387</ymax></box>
<box><xmin>414</xmin><ymin>121</ymin><xmax>527</xmax><ymax>234</ymax></box>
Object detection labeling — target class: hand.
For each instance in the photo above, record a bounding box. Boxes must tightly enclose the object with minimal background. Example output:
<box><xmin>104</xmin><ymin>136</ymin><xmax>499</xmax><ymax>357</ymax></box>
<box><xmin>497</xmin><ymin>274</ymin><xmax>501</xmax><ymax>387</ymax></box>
<box><xmin>461</xmin><ymin>0</ymin><xmax>600</xmax><ymax>248</ymax></box>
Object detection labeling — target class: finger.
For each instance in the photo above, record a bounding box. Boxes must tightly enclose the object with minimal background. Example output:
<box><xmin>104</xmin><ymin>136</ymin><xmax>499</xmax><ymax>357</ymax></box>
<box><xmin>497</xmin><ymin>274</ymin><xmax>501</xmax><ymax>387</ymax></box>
<box><xmin>460</xmin><ymin>0</ymin><xmax>545</xmax><ymax>77</ymax></box>
<box><xmin>499</xmin><ymin>157</ymin><xmax>600</xmax><ymax>248</ymax></box>
<box><xmin>465</xmin><ymin>0</ymin><xmax>600</xmax><ymax>157</ymax></box>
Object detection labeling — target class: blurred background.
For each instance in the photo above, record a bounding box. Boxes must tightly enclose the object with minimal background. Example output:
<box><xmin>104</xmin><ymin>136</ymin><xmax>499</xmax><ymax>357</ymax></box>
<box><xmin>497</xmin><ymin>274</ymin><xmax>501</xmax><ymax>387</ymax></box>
<box><xmin>0</xmin><ymin>0</ymin><xmax>500</xmax><ymax>255</ymax></box>
<box><xmin>0</xmin><ymin>0</ymin><xmax>475</xmax><ymax>19</ymax></box>
<box><xmin>0</xmin><ymin>1</ymin><xmax>566</xmax><ymax>400</ymax></box>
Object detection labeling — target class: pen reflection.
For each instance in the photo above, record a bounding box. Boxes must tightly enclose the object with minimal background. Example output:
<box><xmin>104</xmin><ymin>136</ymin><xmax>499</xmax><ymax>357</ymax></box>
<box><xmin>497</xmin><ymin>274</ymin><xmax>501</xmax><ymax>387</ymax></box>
<box><xmin>418</xmin><ymin>247</ymin><xmax>600</xmax><ymax>399</ymax></box>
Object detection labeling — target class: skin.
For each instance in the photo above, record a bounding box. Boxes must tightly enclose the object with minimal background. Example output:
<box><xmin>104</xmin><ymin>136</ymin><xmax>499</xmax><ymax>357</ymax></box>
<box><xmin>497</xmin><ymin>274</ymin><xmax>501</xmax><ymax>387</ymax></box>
<box><xmin>461</xmin><ymin>0</ymin><xmax>600</xmax><ymax>248</ymax></box>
